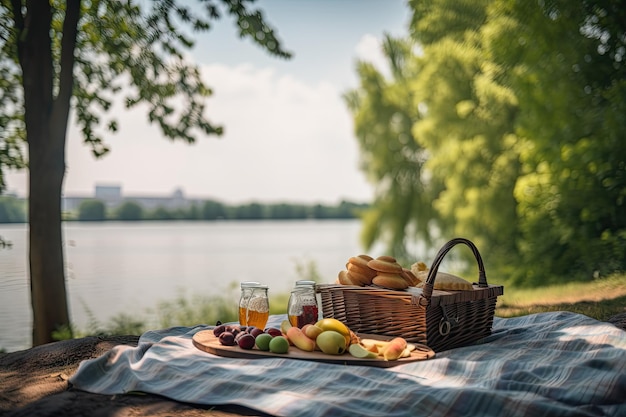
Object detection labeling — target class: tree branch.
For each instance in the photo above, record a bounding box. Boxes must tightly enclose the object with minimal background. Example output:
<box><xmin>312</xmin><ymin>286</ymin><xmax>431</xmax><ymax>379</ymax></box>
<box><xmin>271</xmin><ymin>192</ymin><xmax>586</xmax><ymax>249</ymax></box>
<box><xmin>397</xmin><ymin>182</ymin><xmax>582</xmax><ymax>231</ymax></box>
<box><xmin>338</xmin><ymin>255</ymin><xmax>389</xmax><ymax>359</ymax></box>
<box><xmin>55</xmin><ymin>0</ymin><xmax>80</xmax><ymax>117</ymax></box>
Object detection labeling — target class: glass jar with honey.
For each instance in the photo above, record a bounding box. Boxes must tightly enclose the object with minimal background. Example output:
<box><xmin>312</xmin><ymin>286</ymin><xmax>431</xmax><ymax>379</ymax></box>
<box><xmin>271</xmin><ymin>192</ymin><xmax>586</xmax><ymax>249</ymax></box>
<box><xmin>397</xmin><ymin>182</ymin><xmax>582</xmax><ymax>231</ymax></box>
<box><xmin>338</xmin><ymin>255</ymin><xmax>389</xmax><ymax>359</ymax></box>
<box><xmin>238</xmin><ymin>281</ymin><xmax>261</xmax><ymax>326</ymax></box>
<box><xmin>245</xmin><ymin>285</ymin><xmax>270</xmax><ymax>329</ymax></box>
<box><xmin>287</xmin><ymin>280</ymin><xmax>319</xmax><ymax>328</ymax></box>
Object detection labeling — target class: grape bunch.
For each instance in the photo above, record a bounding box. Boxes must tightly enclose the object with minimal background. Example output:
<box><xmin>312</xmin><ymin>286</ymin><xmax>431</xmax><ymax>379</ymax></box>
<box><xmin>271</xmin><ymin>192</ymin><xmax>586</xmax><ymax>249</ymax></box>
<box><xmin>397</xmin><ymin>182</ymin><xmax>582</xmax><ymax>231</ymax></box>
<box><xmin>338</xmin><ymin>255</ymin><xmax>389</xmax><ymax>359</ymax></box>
<box><xmin>213</xmin><ymin>324</ymin><xmax>287</xmax><ymax>353</ymax></box>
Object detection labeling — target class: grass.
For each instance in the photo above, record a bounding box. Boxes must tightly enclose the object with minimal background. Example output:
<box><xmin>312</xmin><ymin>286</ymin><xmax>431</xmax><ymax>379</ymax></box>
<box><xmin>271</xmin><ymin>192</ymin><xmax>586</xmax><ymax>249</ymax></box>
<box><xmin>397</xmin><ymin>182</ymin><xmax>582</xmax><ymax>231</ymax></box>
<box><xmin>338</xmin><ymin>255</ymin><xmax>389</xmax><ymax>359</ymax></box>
<box><xmin>496</xmin><ymin>273</ymin><xmax>626</xmax><ymax>320</ymax></box>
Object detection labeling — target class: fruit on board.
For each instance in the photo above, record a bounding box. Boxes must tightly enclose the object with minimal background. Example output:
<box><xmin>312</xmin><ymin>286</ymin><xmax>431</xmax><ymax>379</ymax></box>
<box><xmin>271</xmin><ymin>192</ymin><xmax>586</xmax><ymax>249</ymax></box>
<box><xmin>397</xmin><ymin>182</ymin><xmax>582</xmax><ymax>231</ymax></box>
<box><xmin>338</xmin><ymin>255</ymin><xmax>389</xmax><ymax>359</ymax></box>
<box><xmin>381</xmin><ymin>337</ymin><xmax>408</xmax><ymax>361</ymax></box>
<box><xmin>286</xmin><ymin>326</ymin><xmax>317</xmax><ymax>352</ymax></box>
<box><xmin>249</xmin><ymin>327</ymin><xmax>264</xmax><ymax>338</ymax></box>
<box><xmin>255</xmin><ymin>333</ymin><xmax>273</xmax><ymax>351</ymax></box>
<box><xmin>360</xmin><ymin>339</ymin><xmax>379</xmax><ymax>354</ymax></box>
<box><xmin>269</xmin><ymin>336</ymin><xmax>290</xmax><ymax>354</ymax></box>
<box><xmin>218</xmin><ymin>332</ymin><xmax>236</xmax><ymax>346</ymax></box>
<box><xmin>358</xmin><ymin>337</ymin><xmax>414</xmax><ymax>360</ymax></box>
<box><xmin>280</xmin><ymin>319</ymin><xmax>292</xmax><ymax>335</ymax></box>
<box><xmin>316</xmin><ymin>330</ymin><xmax>347</xmax><ymax>355</ymax></box>
<box><xmin>315</xmin><ymin>318</ymin><xmax>351</xmax><ymax>346</ymax></box>
<box><xmin>348</xmin><ymin>343</ymin><xmax>378</xmax><ymax>359</ymax></box>
<box><xmin>265</xmin><ymin>327</ymin><xmax>282</xmax><ymax>337</ymax></box>
<box><xmin>213</xmin><ymin>324</ymin><xmax>226</xmax><ymax>337</ymax></box>
<box><xmin>302</xmin><ymin>324</ymin><xmax>323</xmax><ymax>340</ymax></box>
<box><xmin>237</xmin><ymin>333</ymin><xmax>256</xmax><ymax>350</ymax></box>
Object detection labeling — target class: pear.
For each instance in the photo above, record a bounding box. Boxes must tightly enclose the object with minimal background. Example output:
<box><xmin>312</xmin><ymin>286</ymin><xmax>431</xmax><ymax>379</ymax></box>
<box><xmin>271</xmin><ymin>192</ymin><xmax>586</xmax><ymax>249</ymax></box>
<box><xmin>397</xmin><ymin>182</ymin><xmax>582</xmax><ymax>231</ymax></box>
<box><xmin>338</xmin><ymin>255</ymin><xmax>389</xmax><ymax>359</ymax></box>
<box><xmin>315</xmin><ymin>318</ymin><xmax>351</xmax><ymax>346</ymax></box>
<box><xmin>316</xmin><ymin>330</ymin><xmax>347</xmax><ymax>355</ymax></box>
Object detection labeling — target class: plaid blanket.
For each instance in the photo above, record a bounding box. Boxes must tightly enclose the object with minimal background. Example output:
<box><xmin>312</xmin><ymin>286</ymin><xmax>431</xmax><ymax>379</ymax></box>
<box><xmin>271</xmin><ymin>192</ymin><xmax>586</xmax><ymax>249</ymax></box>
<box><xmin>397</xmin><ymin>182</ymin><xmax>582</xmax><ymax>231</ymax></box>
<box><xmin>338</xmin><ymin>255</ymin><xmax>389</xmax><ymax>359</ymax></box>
<box><xmin>70</xmin><ymin>312</ymin><xmax>626</xmax><ymax>417</ymax></box>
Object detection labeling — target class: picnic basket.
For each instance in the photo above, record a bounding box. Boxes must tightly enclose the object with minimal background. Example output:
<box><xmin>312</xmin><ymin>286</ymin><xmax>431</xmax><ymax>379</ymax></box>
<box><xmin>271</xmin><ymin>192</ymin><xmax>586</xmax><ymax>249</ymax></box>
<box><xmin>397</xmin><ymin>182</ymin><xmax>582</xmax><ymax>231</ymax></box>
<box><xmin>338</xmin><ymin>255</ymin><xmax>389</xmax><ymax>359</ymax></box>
<box><xmin>317</xmin><ymin>237</ymin><xmax>504</xmax><ymax>352</ymax></box>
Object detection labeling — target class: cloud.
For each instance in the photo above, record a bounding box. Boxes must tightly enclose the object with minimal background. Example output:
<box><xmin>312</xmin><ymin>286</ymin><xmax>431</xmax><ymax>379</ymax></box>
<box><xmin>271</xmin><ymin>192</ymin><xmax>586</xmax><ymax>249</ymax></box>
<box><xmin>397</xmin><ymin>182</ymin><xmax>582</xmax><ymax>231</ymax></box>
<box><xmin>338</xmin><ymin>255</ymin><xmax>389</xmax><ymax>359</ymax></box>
<box><xmin>36</xmin><ymin>62</ymin><xmax>373</xmax><ymax>205</ymax></box>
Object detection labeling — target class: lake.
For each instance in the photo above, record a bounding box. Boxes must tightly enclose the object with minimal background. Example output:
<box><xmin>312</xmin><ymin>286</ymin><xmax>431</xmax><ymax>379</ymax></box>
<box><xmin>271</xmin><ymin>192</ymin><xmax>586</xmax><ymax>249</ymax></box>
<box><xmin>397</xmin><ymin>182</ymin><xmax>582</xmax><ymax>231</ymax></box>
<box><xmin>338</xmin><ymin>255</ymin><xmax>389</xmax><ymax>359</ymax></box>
<box><xmin>0</xmin><ymin>220</ymin><xmax>385</xmax><ymax>352</ymax></box>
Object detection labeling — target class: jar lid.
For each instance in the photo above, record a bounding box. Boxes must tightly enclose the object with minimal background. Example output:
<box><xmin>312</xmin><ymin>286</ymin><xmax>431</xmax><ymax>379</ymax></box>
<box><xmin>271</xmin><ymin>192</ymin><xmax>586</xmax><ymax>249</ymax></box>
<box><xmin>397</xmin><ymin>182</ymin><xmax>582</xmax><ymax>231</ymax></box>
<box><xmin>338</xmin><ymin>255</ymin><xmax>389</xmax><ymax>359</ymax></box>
<box><xmin>294</xmin><ymin>280</ymin><xmax>316</xmax><ymax>287</ymax></box>
<box><xmin>240</xmin><ymin>281</ymin><xmax>261</xmax><ymax>289</ymax></box>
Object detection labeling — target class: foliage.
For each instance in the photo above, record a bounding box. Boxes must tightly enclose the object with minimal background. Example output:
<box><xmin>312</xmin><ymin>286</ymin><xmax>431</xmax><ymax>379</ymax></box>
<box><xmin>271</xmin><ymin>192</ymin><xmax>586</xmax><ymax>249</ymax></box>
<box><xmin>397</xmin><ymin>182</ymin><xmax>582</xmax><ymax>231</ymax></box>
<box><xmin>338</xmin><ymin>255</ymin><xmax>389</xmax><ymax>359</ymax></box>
<box><xmin>2</xmin><ymin>197</ymin><xmax>370</xmax><ymax>223</ymax></box>
<box><xmin>115</xmin><ymin>200</ymin><xmax>144</xmax><ymax>221</ymax></box>
<box><xmin>343</xmin><ymin>35</ymin><xmax>438</xmax><ymax>263</ymax></box>
<box><xmin>485</xmin><ymin>0</ymin><xmax>626</xmax><ymax>284</ymax></box>
<box><xmin>347</xmin><ymin>0</ymin><xmax>626</xmax><ymax>285</ymax></box>
<box><xmin>77</xmin><ymin>199</ymin><xmax>106</xmax><ymax>221</ymax></box>
<box><xmin>156</xmin><ymin>291</ymin><xmax>238</xmax><ymax>328</ymax></box>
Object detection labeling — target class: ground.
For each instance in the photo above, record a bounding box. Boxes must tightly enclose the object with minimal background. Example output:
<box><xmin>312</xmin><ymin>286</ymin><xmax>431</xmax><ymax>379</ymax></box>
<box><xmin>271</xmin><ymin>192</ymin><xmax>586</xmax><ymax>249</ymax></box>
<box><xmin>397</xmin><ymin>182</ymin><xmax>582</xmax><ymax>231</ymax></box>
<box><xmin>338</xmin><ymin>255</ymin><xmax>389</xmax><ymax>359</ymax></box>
<box><xmin>0</xmin><ymin>335</ymin><xmax>268</xmax><ymax>417</ymax></box>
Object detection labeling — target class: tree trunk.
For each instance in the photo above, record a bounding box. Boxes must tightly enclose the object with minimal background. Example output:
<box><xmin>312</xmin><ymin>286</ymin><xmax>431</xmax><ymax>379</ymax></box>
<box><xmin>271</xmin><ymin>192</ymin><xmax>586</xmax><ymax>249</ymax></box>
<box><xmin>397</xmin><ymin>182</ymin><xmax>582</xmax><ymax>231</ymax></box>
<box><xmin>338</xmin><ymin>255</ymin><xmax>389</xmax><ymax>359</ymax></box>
<box><xmin>17</xmin><ymin>0</ymin><xmax>81</xmax><ymax>346</ymax></box>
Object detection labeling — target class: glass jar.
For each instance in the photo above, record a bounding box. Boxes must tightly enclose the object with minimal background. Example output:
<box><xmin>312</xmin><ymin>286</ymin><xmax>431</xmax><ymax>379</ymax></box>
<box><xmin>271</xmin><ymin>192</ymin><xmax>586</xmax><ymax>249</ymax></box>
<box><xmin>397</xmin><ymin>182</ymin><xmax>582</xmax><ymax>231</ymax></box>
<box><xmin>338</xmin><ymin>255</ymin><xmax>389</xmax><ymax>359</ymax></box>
<box><xmin>287</xmin><ymin>280</ymin><xmax>319</xmax><ymax>328</ymax></box>
<box><xmin>238</xmin><ymin>281</ymin><xmax>261</xmax><ymax>326</ymax></box>
<box><xmin>245</xmin><ymin>285</ymin><xmax>270</xmax><ymax>329</ymax></box>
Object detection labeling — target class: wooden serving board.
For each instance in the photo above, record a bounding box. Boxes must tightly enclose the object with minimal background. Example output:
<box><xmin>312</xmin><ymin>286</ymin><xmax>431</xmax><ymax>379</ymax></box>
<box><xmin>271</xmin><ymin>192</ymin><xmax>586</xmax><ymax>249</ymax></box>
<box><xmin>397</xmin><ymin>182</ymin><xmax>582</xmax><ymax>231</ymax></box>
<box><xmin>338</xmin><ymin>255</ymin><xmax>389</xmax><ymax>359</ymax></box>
<box><xmin>192</xmin><ymin>330</ymin><xmax>435</xmax><ymax>368</ymax></box>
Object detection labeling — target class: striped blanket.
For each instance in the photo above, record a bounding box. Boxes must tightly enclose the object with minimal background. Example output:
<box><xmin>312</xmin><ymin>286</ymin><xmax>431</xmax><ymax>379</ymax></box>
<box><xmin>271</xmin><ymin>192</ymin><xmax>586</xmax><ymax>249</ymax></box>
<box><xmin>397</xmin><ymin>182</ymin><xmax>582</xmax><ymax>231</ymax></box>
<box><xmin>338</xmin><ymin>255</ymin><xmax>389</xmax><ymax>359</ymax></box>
<box><xmin>70</xmin><ymin>312</ymin><xmax>626</xmax><ymax>417</ymax></box>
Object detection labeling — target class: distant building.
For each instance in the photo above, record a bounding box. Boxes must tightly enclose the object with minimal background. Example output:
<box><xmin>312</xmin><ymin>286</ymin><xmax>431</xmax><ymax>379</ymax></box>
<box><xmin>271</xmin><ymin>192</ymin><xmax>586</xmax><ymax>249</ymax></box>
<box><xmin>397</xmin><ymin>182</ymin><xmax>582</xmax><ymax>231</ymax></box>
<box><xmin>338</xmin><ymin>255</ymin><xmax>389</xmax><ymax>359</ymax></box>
<box><xmin>62</xmin><ymin>185</ymin><xmax>202</xmax><ymax>213</ymax></box>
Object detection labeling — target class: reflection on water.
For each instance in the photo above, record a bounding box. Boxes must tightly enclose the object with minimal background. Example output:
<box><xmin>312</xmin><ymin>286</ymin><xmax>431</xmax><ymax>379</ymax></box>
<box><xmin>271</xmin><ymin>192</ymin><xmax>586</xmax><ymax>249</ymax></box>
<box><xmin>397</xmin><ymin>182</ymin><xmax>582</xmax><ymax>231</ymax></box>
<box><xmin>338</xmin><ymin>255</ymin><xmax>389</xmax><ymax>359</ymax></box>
<box><xmin>0</xmin><ymin>220</ymin><xmax>384</xmax><ymax>352</ymax></box>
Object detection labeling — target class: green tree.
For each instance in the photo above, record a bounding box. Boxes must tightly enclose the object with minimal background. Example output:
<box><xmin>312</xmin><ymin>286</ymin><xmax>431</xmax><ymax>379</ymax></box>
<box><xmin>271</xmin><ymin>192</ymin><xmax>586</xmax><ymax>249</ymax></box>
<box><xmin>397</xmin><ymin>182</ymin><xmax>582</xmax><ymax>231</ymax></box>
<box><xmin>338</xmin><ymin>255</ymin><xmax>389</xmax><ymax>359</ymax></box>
<box><xmin>408</xmin><ymin>0</ymin><xmax>521</xmax><ymax>269</ymax></box>
<box><xmin>235</xmin><ymin>202</ymin><xmax>265</xmax><ymax>219</ymax></box>
<box><xmin>202</xmin><ymin>200</ymin><xmax>227</xmax><ymax>220</ymax></box>
<box><xmin>115</xmin><ymin>201</ymin><xmax>143</xmax><ymax>221</ymax></box>
<box><xmin>150</xmin><ymin>206</ymin><xmax>174</xmax><ymax>220</ymax></box>
<box><xmin>344</xmin><ymin>34</ymin><xmax>442</xmax><ymax>261</ymax></box>
<box><xmin>348</xmin><ymin>0</ymin><xmax>625</xmax><ymax>284</ymax></box>
<box><xmin>484</xmin><ymin>0</ymin><xmax>626</xmax><ymax>283</ymax></box>
<box><xmin>77</xmin><ymin>199</ymin><xmax>106</xmax><ymax>221</ymax></box>
<box><xmin>0</xmin><ymin>0</ymin><xmax>290</xmax><ymax>346</ymax></box>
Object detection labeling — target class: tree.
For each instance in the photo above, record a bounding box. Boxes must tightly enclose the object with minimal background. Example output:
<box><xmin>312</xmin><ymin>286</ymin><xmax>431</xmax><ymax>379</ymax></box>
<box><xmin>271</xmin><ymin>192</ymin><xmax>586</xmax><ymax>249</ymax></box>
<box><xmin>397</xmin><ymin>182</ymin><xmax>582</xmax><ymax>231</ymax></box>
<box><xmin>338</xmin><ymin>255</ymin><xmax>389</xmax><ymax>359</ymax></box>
<box><xmin>116</xmin><ymin>201</ymin><xmax>143</xmax><ymax>221</ymax></box>
<box><xmin>348</xmin><ymin>0</ymin><xmax>625</xmax><ymax>284</ymax></box>
<box><xmin>77</xmin><ymin>199</ymin><xmax>106</xmax><ymax>221</ymax></box>
<box><xmin>484</xmin><ymin>0</ymin><xmax>626</xmax><ymax>283</ymax></box>
<box><xmin>344</xmin><ymin>34</ymin><xmax>446</xmax><ymax>262</ymax></box>
<box><xmin>0</xmin><ymin>0</ymin><xmax>290</xmax><ymax>346</ymax></box>
<box><xmin>202</xmin><ymin>200</ymin><xmax>228</xmax><ymax>220</ymax></box>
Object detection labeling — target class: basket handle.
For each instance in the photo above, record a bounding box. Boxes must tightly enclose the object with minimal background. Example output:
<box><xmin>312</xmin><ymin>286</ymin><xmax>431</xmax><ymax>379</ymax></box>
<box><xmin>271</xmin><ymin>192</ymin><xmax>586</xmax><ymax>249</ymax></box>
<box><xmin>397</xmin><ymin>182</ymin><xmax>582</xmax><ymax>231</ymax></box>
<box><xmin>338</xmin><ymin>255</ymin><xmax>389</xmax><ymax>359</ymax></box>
<box><xmin>421</xmin><ymin>238</ymin><xmax>488</xmax><ymax>301</ymax></box>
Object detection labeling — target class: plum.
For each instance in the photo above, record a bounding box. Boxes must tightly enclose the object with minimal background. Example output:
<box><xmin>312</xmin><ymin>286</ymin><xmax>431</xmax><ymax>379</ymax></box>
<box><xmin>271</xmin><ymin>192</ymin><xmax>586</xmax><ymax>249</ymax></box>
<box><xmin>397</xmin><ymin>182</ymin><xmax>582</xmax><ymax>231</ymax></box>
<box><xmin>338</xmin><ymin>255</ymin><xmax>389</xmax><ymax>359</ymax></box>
<box><xmin>213</xmin><ymin>324</ymin><xmax>226</xmax><ymax>337</ymax></box>
<box><xmin>237</xmin><ymin>333</ymin><xmax>256</xmax><ymax>350</ymax></box>
<box><xmin>218</xmin><ymin>331</ymin><xmax>236</xmax><ymax>346</ymax></box>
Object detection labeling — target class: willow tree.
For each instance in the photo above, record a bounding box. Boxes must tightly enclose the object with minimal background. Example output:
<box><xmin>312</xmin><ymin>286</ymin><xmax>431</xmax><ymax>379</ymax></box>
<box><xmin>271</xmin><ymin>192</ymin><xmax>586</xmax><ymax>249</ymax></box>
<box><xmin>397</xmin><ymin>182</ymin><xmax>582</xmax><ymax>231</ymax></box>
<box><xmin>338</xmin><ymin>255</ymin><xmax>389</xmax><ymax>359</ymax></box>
<box><xmin>348</xmin><ymin>0</ymin><xmax>625</xmax><ymax>285</ymax></box>
<box><xmin>346</xmin><ymin>0</ymin><xmax>519</xmax><ymax>268</ymax></box>
<box><xmin>408</xmin><ymin>0</ymin><xmax>521</xmax><ymax>270</ymax></box>
<box><xmin>344</xmin><ymin>35</ymin><xmax>438</xmax><ymax>263</ymax></box>
<box><xmin>0</xmin><ymin>0</ymin><xmax>290</xmax><ymax>346</ymax></box>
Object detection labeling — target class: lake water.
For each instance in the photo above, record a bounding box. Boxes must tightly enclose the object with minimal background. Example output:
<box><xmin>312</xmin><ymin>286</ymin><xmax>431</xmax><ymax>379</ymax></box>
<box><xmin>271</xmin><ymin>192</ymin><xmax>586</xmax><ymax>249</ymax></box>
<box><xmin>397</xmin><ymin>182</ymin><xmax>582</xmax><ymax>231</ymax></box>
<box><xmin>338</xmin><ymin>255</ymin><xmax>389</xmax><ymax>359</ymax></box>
<box><xmin>0</xmin><ymin>220</ymin><xmax>385</xmax><ymax>352</ymax></box>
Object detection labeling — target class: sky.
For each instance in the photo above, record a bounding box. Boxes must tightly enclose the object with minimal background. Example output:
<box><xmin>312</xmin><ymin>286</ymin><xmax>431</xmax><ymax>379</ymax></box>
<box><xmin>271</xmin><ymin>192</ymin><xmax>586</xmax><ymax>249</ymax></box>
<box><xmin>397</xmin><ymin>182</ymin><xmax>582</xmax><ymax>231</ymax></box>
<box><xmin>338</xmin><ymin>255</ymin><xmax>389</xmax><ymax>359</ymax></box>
<box><xmin>5</xmin><ymin>0</ymin><xmax>412</xmax><ymax>205</ymax></box>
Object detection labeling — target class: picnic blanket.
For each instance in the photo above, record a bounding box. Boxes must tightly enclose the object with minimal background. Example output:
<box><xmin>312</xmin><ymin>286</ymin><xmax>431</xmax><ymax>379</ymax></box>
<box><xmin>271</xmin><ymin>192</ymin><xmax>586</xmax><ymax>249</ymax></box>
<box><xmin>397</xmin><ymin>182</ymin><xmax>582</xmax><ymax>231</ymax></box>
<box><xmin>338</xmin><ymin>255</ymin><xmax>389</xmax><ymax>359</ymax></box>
<box><xmin>70</xmin><ymin>312</ymin><xmax>626</xmax><ymax>417</ymax></box>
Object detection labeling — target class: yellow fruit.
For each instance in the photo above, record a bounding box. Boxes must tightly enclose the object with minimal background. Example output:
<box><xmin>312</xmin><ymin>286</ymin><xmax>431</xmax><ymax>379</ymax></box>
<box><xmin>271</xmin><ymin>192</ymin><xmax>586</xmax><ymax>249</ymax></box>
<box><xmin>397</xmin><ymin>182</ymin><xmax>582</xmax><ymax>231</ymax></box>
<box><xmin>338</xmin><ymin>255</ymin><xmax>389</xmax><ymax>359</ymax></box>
<box><xmin>302</xmin><ymin>324</ymin><xmax>323</xmax><ymax>340</ymax></box>
<box><xmin>286</xmin><ymin>327</ymin><xmax>316</xmax><ymax>352</ymax></box>
<box><xmin>361</xmin><ymin>339</ymin><xmax>379</xmax><ymax>354</ymax></box>
<box><xmin>315</xmin><ymin>318</ymin><xmax>351</xmax><ymax>345</ymax></box>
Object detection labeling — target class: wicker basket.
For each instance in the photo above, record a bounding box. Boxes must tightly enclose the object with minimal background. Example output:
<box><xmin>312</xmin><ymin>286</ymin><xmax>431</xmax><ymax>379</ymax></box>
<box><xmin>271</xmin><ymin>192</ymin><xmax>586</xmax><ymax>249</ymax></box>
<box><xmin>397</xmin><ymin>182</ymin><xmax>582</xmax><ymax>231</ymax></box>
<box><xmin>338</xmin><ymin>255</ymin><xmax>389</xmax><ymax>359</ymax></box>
<box><xmin>317</xmin><ymin>238</ymin><xmax>504</xmax><ymax>352</ymax></box>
